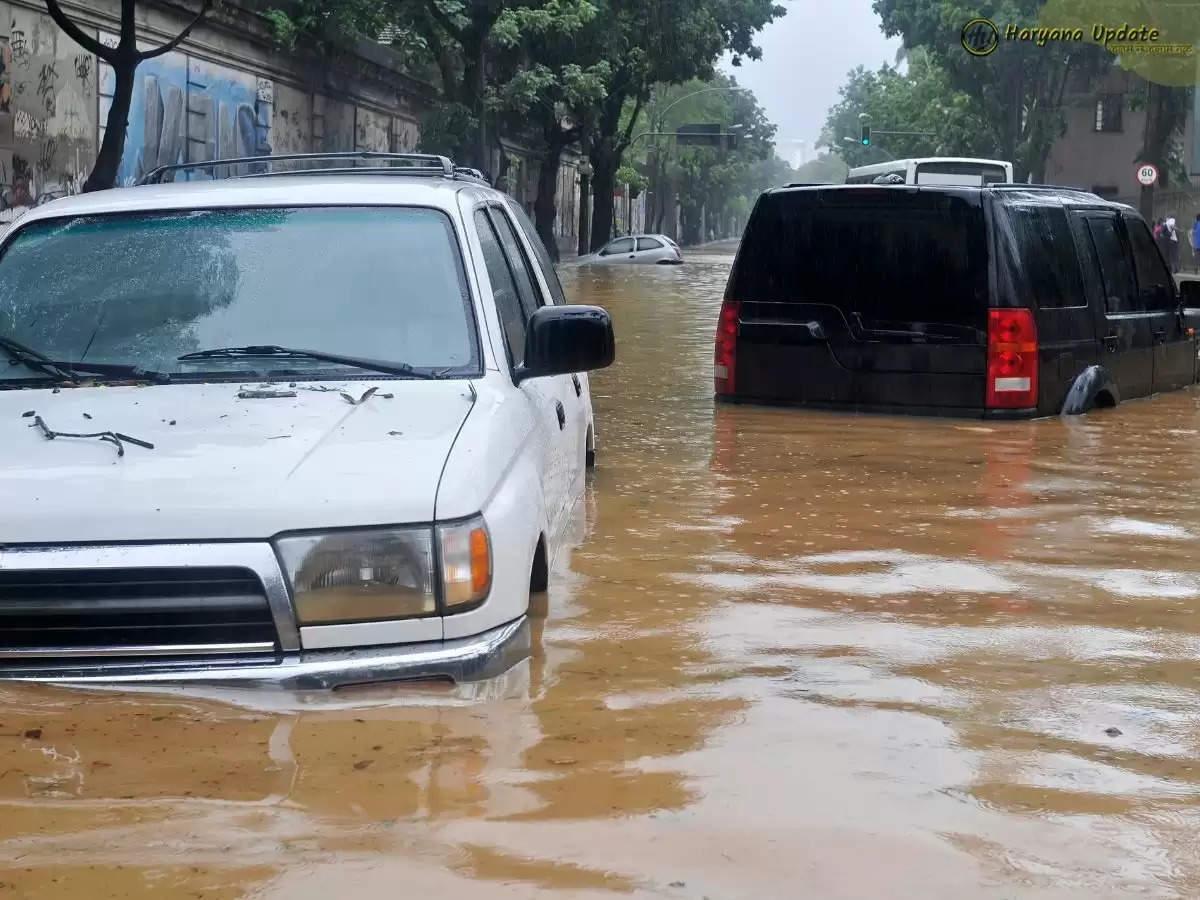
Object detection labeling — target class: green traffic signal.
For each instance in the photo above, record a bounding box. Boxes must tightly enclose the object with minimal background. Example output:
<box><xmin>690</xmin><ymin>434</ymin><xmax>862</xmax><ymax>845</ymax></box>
<box><xmin>860</xmin><ymin>125</ymin><xmax>870</xmax><ymax>146</ymax></box>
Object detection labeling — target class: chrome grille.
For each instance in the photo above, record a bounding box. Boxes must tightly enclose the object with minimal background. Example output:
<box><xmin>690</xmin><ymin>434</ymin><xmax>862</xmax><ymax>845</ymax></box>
<box><xmin>0</xmin><ymin>566</ymin><xmax>279</xmax><ymax>658</ymax></box>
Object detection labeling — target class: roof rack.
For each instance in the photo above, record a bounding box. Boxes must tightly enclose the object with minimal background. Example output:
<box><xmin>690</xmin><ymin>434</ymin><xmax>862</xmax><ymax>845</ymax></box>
<box><xmin>137</xmin><ymin>151</ymin><xmax>457</xmax><ymax>185</ymax></box>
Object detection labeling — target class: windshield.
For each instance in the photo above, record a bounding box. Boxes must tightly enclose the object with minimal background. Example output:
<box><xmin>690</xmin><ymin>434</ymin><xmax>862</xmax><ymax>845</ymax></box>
<box><xmin>0</xmin><ymin>206</ymin><xmax>479</xmax><ymax>382</ymax></box>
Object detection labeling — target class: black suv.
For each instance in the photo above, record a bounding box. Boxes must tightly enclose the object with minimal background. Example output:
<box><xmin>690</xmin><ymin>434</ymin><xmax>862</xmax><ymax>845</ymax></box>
<box><xmin>715</xmin><ymin>185</ymin><xmax>1200</xmax><ymax>418</ymax></box>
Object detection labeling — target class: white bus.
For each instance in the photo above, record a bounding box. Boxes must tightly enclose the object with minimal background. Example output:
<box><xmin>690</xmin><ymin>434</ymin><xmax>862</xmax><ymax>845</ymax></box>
<box><xmin>846</xmin><ymin>157</ymin><xmax>1014</xmax><ymax>186</ymax></box>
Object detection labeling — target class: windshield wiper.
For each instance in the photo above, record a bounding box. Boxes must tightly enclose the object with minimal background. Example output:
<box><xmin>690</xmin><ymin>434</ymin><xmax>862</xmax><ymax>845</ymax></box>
<box><xmin>0</xmin><ymin>334</ymin><xmax>78</xmax><ymax>383</ymax></box>
<box><xmin>1</xmin><ymin>335</ymin><xmax>171</xmax><ymax>384</ymax></box>
<box><xmin>177</xmin><ymin>345</ymin><xmax>438</xmax><ymax>378</ymax></box>
<box><xmin>55</xmin><ymin>360</ymin><xmax>171</xmax><ymax>383</ymax></box>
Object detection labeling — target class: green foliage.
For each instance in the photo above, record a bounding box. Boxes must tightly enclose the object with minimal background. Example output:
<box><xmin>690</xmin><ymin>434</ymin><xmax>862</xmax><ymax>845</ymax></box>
<box><xmin>869</xmin><ymin>0</ymin><xmax>1113</xmax><ymax>178</ymax></box>
<box><xmin>615</xmin><ymin>164</ymin><xmax>647</xmax><ymax>195</ymax></box>
<box><xmin>639</xmin><ymin>74</ymin><xmax>778</xmax><ymax>241</ymax></box>
<box><xmin>821</xmin><ymin>56</ymin><xmax>991</xmax><ymax>167</ymax></box>
<box><xmin>417</xmin><ymin>102</ymin><xmax>476</xmax><ymax>157</ymax></box>
<box><xmin>264</xmin><ymin>0</ymin><xmax>391</xmax><ymax>49</ymax></box>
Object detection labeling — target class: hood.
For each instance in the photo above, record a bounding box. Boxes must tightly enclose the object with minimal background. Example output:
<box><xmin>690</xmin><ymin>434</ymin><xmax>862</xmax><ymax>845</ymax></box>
<box><xmin>0</xmin><ymin>380</ymin><xmax>475</xmax><ymax>543</ymax></box>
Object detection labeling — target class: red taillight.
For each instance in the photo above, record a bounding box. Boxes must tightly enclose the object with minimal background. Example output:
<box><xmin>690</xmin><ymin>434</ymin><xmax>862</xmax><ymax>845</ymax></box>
<box><xmin>715</xmin><ymin>299</ymin><xmax>740</xmax><ymax>394</ymax></box>
<box><xmin>986</xmin><ymin>308</ymin><xmax>1038</xmax><ymax>409</ymax></box>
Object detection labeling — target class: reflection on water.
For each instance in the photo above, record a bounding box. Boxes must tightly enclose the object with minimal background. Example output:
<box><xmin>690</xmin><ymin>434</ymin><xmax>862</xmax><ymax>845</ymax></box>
<box><xmin>3</xmin><ymin>244</ymin><xmax>1200</xmax><ymax>896</ymax></box>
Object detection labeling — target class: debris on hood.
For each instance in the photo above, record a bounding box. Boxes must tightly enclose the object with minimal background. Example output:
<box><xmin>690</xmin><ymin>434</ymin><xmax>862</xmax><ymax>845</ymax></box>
<box><xmin>28</xmin><ymin>414</ymin><xmax>154</xmax><ymax>458</ymax></box>
<box><xmin>340</xmin><ymin>387</ymin><xmax>395</xmax><ymax>405</ymax></box>
<box><xmin>238</xmin><ymin>388</ymin><xmax>297</xmax><ymax>400</ymax></box>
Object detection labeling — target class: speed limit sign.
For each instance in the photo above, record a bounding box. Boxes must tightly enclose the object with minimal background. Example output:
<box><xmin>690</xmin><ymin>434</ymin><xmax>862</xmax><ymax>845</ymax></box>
<box><xmin>1136</xmin><ymin>163</ymin><xmax>1158</xmax><ymax>186</ymax></box>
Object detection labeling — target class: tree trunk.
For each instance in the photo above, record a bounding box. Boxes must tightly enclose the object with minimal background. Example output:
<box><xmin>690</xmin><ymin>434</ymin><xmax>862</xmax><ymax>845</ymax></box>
<box><xmin>577</xmin><ymin>171</ymin><xmax>591</xmax><ymax>256</ymax></box>
<box><xmin>534</xmin><ymin>134</ymin><xmax>565</xmax><ymax>262</ymax></box>
<box><xmin>588</xmin><ymin>146</ymin><xmax>617</xmax><ymax>251</ymax></box>
<box><xmin>1139</xmin><ymin>80</ymin><xmax>1164</xmax><ymax>220</ymax></box>
<box><xmin>84</xmin><ymin>55</ymin><xmax>136</xmax><ymax>192</ymax></box>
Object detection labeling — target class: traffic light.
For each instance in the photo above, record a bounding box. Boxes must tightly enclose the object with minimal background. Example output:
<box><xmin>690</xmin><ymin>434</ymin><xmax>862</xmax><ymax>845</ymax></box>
<box><xmin>860</xmin><ymin>124</ymin><xmax>871</xmax><ymax>146</ymax></box>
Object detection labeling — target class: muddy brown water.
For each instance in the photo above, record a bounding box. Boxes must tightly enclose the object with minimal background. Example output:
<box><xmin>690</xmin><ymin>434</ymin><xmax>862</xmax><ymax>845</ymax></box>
<box><xmin>4</xmin><ymin>243</ymin><xmax>1200</xmax><ymax>898</ymax></box>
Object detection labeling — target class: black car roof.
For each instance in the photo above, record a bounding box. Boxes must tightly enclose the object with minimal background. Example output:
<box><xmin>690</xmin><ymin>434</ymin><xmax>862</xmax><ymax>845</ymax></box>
<box><xmin>766</xmin><ymin>182</ymin><xmax>1132</xmax><ymax>212</ymax></box>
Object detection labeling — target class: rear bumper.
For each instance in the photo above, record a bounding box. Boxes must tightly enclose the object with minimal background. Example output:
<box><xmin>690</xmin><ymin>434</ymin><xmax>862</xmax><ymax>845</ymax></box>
<box><xmin>715</xmin><ymin>394</ymin><xmax>1037</xmax><ymax>420</ymax></box>
<box><xmin>0</xmin><ymin>617</ymin><xmax>530</xmax><ymax>690</ymax></box>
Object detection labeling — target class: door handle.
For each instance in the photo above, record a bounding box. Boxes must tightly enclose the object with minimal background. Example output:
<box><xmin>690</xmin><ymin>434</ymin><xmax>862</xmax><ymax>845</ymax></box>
<box><xmin>1153</xmin><ymin>328</ymin><xmax>1166</xmax><ymax>343</ymax></box>
<box><xmin>555</xmin><ymin>400</ymin><xmax>566</xmax><ymax>430</ymax></box>
<box><xmin>1102</xmin><ymin>333</ymin><xmax>1120</xmax><ymax>351</ymax></box>
<box><xmin>571</xmin><ymin>374</ymin><xmax>581</xmax><ymax>397</ymax></box>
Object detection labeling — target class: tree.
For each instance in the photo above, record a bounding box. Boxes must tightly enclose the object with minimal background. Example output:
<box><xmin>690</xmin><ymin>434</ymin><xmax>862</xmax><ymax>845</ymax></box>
<box><xmin>681</xmin><ymin>83</ymin><xmax>774</xmax><ymax>241</ymax></box>
<box><xmin>820</xmin><ymin>56</ymin><xmax>992</xmax><ymax>167</ymax></box>
<box><xmin>45</xmin><ymin>0</ymin><xmax>214</xmax><ymax>191</ymax></box>
<box><xmin>584</xmin><ymin>0</ymin><xmax>784</xmax><ymax>250</ymax></box>
<box><xmin>870</xmin><ymin>0</ymin><xmax>1111</xmax><ymax>179</ymax></box>
<box><xmin>491</xmin><ymin>1</ymin><xmax>610</xmax><ymax>258</ymax></box>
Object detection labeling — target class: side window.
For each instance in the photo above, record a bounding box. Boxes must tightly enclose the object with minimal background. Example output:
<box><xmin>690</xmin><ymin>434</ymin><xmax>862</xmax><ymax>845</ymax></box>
<box><xmin>1084</xmin><ymin>215</ymin><xmax>1136</xmax><ymax>314</ymax></box>
<box><xmin>474</xmin><ymin>209</ymin><xmax>527</xmax><ymax>366</ymax></box>
<box><xmin>604</xmin><ymin>237</ymin><xmax>635</xmax><ymax>255</ymax></box>
<box><xmin>1004</xmin><ymin>204</ymin><xmax>1085</xmax><ymax>308</ymax></box>
<box><xmin>505</xmin><ymin>199</ymin><xmax>567</xmax><ymax>305</ymax></box>
<box><xmin>487</xmin><ymin>207</ymin><xmax>544</xmax><ymax>318</ymax></box>
<box><xmin>636</xmin><ymin>237</ymin><xmax>663</xmax><ymax>251</ymax></box>
<box><xmin>1124</xmin><ymin>216</ymin><xmax>1175</xmax><ymax>310</ymax></box>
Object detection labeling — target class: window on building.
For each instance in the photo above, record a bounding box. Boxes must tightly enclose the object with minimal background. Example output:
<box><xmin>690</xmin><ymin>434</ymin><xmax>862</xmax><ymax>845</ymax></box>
<box><xmin>1094</xmin><ymin>94</ymin><xmax>1123</xmax><ymax>132</ymax></box>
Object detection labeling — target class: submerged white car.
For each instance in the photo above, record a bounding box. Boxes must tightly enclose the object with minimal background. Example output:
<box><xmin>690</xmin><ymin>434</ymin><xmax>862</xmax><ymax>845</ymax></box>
<box><xmin>0</xmin><ymin>153</ymin><xmax>614</xmax><ymax>689</ymax></box>
<box><xmin>579</xmin><ymin>234</ymin><xmax>683</xmax><ymax>264</ymax></box>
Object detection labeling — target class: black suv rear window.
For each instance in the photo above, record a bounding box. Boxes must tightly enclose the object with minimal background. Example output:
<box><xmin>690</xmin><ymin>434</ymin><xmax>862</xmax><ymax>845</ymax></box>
<box><xmin>729</xmin><ymin>189</ymin><xmax>988</xmax><ymax>337</ymax></box>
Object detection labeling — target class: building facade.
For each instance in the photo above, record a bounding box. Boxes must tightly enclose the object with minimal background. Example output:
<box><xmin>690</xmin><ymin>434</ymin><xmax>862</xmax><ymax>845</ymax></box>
<box><xmin>1045</xmin><ymin>67</ymin><xmax>1199</xmax><ymax>227</ymax></box>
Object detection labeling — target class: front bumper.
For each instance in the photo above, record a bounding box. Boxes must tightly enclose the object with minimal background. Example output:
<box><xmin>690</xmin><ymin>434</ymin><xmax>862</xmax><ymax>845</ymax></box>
<box><xmin>0</xmin><ymin>617</ymin><xmax>530</xmax><ymax>690</ymax></box>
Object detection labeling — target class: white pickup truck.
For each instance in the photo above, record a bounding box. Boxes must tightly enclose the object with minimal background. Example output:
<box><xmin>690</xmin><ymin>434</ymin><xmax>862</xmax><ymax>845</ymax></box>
<box><xmin>0</xmin><ymin>153</ymin><xmax>614</xmax><ymax>689</ymax></box>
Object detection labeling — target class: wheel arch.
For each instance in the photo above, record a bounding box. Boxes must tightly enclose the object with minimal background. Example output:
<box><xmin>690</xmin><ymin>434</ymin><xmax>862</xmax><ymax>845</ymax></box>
<box><xmin>1061</xmin><ymin>365</ymin><xmax>1119</xmax><ymax>415</ymax></box>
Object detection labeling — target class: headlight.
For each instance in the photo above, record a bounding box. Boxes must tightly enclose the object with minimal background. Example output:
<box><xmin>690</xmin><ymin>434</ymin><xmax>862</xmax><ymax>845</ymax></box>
<box><xmin>438</xmin><ymin>515</ymin><xmax>492</xmax><ymax>611</ymax></box>
<box><xmin>275</xmin><ymin>527</ymin><xmax>436</xmax><ymax>625</ymax></box>
<box><xmin>274</xmin><ymin>517</ymin><xmax>493</xmax><ymax>625</ymax></box>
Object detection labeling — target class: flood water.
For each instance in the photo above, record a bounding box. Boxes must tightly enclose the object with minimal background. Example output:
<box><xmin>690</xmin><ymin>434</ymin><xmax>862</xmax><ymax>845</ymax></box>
<box><xmin>4</xmin><ymin>244</ymin><xmax>1200</xmax><ymax>897</ymax></box>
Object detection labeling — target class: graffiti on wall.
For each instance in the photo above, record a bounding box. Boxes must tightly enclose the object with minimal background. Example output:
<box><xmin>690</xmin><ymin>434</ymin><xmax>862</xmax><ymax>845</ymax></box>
<box><xmin>0</xmin><ymin>8</ymin><xmax>95</xmax><ymax>225</ymax></box>
<box><xmin>101</xmin><ymin>43</ymin><xmax>272</xmax><ymax>185</ymax></box>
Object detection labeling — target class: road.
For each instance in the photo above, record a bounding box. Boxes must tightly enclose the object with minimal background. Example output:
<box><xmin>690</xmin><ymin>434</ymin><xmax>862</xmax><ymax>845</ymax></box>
<box><xmin>3</xmin><ymin>244</ymin><xmax>1200</xmax><ymax>898</ymax></box>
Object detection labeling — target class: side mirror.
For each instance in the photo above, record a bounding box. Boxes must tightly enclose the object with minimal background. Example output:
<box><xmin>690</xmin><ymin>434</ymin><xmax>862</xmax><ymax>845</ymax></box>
<box><xmin>1179</xmin><ymin>279</ymin><xmax>1200</xmax><ymax>309</ymax></box>
<box><xmin>516</xmin><ymin>305</ymin><xmax>615</xmax><ymax>383</ymax></box>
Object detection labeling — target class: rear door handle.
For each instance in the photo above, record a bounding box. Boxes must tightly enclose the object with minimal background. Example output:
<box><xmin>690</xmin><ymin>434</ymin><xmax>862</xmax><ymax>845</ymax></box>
<box><xmin>1103</xmin><ymin>333</ymin><xmax>1120</xmax><ymax>351</ymax></box>
<box><xmin>571</xmin><ymin>374</ymin><xmax>581</xmax><ymax>396</ymax></box>
<box><xmin>1153</xmin><ymin>328</ymin><xmax>1166</xmax><ymax>343</ymax></box>
<box><xmin>555</xmin><ymin>400</ymin><xmax>566</xmax><ymax>430</ymax></box>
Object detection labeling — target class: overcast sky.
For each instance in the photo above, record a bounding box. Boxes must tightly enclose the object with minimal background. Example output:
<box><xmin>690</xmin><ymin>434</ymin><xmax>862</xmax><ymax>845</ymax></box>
<box><xmin>721</xmin><ymin>0</ymin><xmax>902</xmax><ymax>165</ymax></box>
